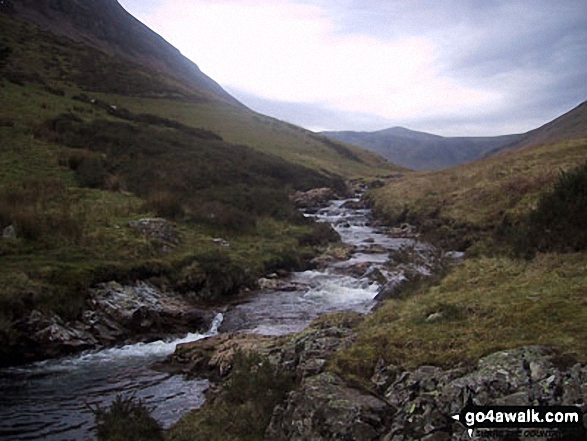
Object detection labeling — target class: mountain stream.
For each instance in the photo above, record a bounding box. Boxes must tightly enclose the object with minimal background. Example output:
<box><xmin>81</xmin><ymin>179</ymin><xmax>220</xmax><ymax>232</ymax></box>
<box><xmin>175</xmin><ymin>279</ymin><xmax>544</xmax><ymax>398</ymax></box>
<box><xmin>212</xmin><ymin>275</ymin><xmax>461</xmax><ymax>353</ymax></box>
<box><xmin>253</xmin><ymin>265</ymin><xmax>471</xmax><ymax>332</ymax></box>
<box><xmin>0</xmin><ymin>198</ymin><xmax>427</xmax><ymax>440</ymax></box>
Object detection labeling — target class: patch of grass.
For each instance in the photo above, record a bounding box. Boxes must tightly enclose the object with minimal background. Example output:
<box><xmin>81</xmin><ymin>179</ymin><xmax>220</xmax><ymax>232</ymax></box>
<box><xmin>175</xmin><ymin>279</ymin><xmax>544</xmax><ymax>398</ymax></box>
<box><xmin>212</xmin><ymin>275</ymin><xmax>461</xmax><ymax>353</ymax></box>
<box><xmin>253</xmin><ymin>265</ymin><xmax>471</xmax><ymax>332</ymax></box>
<box><xmin>167</xmin><ymin>351</ymin><xmax>295</xmax><ymax>441</ymax></box>
<box><xmin>330</xmin><ymin>252</ymin><xmax>587</xmax><ymax>384</ymax></box>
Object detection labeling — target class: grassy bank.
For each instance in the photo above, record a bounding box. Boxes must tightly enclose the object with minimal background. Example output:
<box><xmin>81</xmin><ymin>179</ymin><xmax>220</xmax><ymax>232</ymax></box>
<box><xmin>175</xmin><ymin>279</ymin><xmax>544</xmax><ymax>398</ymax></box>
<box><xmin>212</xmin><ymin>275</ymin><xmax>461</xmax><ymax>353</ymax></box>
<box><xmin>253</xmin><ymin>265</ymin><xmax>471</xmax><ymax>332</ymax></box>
<box><xmin>331</xmin><ymin>137</ymin><xmax>587</xmax><ymax>386</ymax></box>
<box><xmin>369</xmin><ymin>138</ymin><xmax>587</xmax><ymax>252</ymax></box>
<box><xmin>331</xmin><ymin>252</ymin><xmax>587</xmax><ymax>385</ymax></box>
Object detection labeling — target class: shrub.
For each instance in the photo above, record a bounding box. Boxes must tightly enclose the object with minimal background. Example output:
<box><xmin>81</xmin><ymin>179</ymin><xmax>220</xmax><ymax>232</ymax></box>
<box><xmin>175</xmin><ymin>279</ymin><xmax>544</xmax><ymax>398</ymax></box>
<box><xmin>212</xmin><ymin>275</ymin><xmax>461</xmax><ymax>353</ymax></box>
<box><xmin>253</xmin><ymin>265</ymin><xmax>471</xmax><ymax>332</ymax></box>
<box><xmin>527</xmin><ymin>161</ymin><xmax>587</xmax><ymax>252</ymax></box>
<box><xmin>75</xmin><ymin>156</ymin><xmax>109</xmax><ymax>189</ymax></box>
<box><xmin>169</xmin><ymin>351</ymin><xmax>295</xmax><ymax>441</ymax></box>
<box><xmin>500</xmin><ymin>162</ymin><xmax>587</xmax><ymax>256</ymax></box>
<box><xmin>93</xmin><ymin>395</ymin><xmax>163</xmax><ymax>441</ymax></box>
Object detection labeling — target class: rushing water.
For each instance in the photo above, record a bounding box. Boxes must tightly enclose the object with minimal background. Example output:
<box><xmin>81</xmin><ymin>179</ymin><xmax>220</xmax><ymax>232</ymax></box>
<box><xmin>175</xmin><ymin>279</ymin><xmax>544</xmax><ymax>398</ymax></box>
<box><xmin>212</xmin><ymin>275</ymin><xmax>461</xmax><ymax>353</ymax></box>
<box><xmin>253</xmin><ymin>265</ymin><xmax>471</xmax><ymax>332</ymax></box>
<box><xmin>0</xmin><ymin>198</ymin><xmax>420</xmax><ymax>440</ymax></box>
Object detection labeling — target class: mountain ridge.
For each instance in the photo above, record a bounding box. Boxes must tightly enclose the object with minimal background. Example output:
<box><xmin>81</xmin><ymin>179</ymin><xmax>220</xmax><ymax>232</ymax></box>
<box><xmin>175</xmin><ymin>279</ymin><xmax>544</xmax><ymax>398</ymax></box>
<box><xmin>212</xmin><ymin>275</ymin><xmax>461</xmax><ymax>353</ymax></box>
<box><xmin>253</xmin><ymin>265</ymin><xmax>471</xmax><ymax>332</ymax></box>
<box><xmin>321</xmin><ymin>126</ymin><xmax>520</xmax><ymax>170</ymax></box>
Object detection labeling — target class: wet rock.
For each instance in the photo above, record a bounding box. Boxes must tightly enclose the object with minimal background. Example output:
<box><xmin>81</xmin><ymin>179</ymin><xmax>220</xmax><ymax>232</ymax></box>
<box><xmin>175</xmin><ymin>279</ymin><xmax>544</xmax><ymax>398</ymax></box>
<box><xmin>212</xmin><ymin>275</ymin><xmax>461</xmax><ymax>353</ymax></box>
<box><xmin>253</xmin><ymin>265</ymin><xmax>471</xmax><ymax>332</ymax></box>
<box><xmin>341</xmin><ymin>198</ymin><xmax>369</xmax><ymax>210</ymax></box>
<box><xmin>266</xmin><ymin>372</ymin><xmax>393</xmax><ymax>441</ymax></box>
<box><xmin>363</xmin><ymin>267</ymin><xmax>388</xmax><ymax>285</ymax></box>
<box><xmin>258</xmin><ymin>277</ymin><xmax>280</xmax><ymax>290</ymax></box>
<box><xmin>374</xmin><ymin>277</ymin><xmax>408</xmax><ymax>301</ymax></box>
<box><xmin>363</xmin><ymin>243</ymin><xmax>389</xmax><ymax>254</ymax></box>
<box><xmin>89</xmin><ymin>281</ymin><xmax>214</xmax><ymax>338</ymax></box>
<box><xmin>290</xmin><ymin>188</ymin><xmax>338</xmax><ymax>209</ymax></box>
<box><xmin>388</xmin><ymin>223</ymin><xmax>418</xmax><ymax>238</ymax></box>
<box><xmin>128</xmin><ymin>217</ymin><xmax>179</xmax><ymax>251</ymax></box>
<box><xmin>13</xmin><ymin>310</ymin><xmax>98</xmax><ymax>361</ymax></box>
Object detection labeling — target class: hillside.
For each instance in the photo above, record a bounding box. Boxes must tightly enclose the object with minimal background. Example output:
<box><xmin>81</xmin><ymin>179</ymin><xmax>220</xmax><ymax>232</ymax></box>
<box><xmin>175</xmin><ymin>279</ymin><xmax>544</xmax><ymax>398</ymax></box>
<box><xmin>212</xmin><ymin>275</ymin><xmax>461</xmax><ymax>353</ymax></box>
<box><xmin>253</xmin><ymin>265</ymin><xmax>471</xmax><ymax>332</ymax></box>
<box><xmin>370</xmin><ymin>136</ymin><xmax>587</xmax><ymax>252</ymax></box>
<box><xmin>0</xmin><ymin>4</ymin><xmax>394</xmax><ymax>365</ymax></box>
<box><xmin>7</xmin><ymin>0</ymin><xmax>392</xmax><ymax>178</ymax></box>
<box><xmin>322</xmin><ymin>126</ymin><xmax>520</xmax><ymax>170</ymax></box>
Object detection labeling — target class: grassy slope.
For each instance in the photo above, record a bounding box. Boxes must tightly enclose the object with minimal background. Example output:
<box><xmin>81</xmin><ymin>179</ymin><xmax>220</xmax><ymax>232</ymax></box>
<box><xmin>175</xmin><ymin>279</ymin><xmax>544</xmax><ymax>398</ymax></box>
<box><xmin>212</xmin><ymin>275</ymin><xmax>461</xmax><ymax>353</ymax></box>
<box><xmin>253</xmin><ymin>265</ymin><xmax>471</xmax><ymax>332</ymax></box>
<box><xmin>331</xmin><ymin>137</ymin><xmax>587</xmax><ymax>385</ymax></box>
<box><xmin>370</xmin><ymin>137</ymin><xmax>587</xmax><ymax>252</ymax></box>
<box><xmin>0</xmin><ymin>14</ymin><xmax>393</xmax><ymax>360</ymax></box>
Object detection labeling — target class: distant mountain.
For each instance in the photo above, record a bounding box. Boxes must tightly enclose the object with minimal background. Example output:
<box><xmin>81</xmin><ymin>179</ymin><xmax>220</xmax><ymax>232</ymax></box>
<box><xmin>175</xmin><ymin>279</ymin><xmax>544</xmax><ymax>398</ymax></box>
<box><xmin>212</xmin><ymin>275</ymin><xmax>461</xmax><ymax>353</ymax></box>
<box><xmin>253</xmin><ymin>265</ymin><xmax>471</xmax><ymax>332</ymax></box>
<box><xmin>321</xmin><ymin>127</ymin><xmax>520</xmax><ymax>171</ymax></box>
<box><xmin>487</xmin><ymin>101</ymin><xmax>587</xmax><ymax>155</ymax></box>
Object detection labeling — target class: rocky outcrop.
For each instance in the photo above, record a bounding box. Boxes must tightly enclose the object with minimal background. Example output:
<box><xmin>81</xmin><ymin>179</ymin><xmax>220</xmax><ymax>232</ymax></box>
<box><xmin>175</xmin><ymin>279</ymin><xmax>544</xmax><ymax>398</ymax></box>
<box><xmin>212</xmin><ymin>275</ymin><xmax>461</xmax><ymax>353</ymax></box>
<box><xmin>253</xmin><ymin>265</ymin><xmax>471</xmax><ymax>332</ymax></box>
<box><xmin>266</xmin><ymin>372</ymin><xmax>393</xmax><ymax>441</ymax></box>
<box><xmin>128</xmin><ymin>218</ymin><xmax>179</xmax><ymax>252</ymax></box>
<box><xmin>9</xmin><ymin>281</ymin><xmax>215</xmax><ymax>366</ymax></box>
<box><xmin>290</xmin><ymin>188</ymin><xmax>338</xmax><ymax>210</ymax></box>
<box><xmin>165</xmin><ymin>319</ymin><xmax>587</xmax><ymax>441</ymax></box>
<box><xmin>378</xmin><ymin>346</ymin><xmax>587</xmax><ymax>440</ymax></box>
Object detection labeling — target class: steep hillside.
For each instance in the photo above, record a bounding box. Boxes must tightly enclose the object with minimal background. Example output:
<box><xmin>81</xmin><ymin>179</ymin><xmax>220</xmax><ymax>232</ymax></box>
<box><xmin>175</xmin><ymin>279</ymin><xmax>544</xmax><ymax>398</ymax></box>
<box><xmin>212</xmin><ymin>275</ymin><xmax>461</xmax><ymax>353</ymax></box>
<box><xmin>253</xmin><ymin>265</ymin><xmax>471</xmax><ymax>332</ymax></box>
<box><xmin>0</xmin><ymin>6</ymin><xmax>393</xmax><ymax>365</ymax></box>
<box><xmin>7</xmin><ymin>0</ymin><xmax>393</xmax><ymax>178</ymax></box>
<box><xmin>322</xmin><ymin>126</ymin><xmax>520</xmax><ymax>170</ymax></box>
<box><xmin>12</xmin><ymin>0</ymin><xmax>237</xmax><ymax>104</ymax></box>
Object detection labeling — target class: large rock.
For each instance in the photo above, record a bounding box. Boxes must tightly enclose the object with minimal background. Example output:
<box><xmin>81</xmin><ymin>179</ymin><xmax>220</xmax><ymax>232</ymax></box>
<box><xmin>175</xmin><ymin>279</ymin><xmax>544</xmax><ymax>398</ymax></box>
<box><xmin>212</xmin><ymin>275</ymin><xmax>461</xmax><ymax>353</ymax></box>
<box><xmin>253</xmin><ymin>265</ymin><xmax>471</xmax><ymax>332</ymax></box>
<box><xmin>8</xmin><ymin>282</ymin><xmax>216</xmax><ymax>365</ymax></box>
<box><xmin>290</xmin><ymin>188</ymin><xmax>338</xmax><ymax>209</ymax></box>
<box><xmin>128</xmin><ymin>217</ymin><xmax>179</xmax><ymax>251</ymax></box>
<box><xmin>266</xmin><ymin>372</ymin><xmax>393</xmax><ymax>441</ymax></box>
<box><xmin>380</xmin><ymin>346</ymin><xmax>587</xmax><ymax>440</ymax></box>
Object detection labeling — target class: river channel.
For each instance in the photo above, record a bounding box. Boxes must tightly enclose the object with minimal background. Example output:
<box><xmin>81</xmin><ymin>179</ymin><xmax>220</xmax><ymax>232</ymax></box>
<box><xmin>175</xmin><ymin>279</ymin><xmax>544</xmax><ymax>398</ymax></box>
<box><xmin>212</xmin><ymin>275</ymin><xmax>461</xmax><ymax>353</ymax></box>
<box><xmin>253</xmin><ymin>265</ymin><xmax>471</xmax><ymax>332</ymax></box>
<box><xmin>0</xmin><ymin>197</ymin><xmax>424</xmax><ymax>440</ymax></box>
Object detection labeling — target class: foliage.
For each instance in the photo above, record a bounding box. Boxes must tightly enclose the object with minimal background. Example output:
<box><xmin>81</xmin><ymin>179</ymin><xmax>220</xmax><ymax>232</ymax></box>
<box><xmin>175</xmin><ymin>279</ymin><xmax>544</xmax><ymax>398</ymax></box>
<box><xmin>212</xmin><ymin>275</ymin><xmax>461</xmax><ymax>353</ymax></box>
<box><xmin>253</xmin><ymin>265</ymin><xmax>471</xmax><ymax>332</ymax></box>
<box><xmin>168</xmin><ymin>351</ymin><xmax>295</xmax><ymax>441</ymax></box>
<box><xmin>0</xmin><ymin>177</ymin><xmax>85</xmax><ymax>244</ymax></box>
<box><xmin>526</xmin><ymin>161</ymin><xmax>587</xmax><ymax>252</ymax></box>
<box><xmin>93</xmin><ymin>395</ymin><xmax>164</xmax><ymax>441</ymax></box>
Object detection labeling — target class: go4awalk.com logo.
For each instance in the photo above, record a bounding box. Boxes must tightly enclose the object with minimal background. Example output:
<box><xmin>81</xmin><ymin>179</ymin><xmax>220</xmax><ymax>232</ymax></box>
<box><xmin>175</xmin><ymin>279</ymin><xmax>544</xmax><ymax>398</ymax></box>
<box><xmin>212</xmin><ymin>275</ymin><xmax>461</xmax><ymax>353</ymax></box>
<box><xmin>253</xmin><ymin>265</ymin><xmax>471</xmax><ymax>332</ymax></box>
<box><xmin>452</xmin><ymin>400</ymin><xmax>585</xmax><ymax>439</ymax></box>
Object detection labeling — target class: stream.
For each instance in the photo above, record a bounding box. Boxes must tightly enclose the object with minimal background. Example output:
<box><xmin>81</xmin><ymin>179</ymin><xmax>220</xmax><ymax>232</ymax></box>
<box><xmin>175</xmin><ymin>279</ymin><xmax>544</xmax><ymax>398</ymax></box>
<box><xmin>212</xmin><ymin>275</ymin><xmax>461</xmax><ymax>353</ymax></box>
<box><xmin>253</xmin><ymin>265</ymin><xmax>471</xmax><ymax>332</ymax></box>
<box><xmin>0</xmin><ymin>197</ymin><xmax>425</xmax><ymax>440</ymax></box>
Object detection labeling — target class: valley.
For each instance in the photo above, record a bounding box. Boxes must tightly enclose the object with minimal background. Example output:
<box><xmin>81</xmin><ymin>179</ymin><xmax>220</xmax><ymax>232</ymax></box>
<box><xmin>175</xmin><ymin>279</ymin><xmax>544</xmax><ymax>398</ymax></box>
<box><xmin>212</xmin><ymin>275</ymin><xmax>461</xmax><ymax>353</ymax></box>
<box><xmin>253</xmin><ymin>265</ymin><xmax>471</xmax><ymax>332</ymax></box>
<box><xmin>0</xmin><ymin>1</ymin><xmax>586</xmax><ymax>440</ymax></box>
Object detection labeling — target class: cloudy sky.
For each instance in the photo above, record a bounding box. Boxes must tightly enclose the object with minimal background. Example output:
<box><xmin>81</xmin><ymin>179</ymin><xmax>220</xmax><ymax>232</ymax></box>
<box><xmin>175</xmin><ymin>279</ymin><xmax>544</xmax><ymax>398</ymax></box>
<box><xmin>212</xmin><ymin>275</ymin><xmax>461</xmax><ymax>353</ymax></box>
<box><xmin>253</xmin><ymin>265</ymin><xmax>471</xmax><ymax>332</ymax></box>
<box><xmin>118</xmin><ymin>0</ymin><xmax>587</xmax><ymax>136</ymax></box>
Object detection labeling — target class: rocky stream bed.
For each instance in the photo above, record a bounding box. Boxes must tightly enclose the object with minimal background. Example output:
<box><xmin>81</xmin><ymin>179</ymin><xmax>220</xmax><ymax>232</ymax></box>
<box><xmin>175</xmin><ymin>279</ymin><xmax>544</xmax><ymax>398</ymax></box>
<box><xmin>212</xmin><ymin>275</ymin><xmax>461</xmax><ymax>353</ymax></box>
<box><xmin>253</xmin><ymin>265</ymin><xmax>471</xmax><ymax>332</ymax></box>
<box><xmin>0</xmin><ymin>188</ymin><xmax>585</xmax><ymax>440</ymax></box>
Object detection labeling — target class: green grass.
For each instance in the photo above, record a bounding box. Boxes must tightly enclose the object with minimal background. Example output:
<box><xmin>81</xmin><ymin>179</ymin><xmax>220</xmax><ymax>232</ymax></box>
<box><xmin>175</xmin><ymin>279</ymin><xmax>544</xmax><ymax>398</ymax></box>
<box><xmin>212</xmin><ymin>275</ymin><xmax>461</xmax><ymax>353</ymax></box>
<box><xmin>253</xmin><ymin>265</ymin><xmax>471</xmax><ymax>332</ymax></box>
<box><xmin>331</xmin><ymin>252</ymin><xmax>587</xmax><ymax>386</ymax></box>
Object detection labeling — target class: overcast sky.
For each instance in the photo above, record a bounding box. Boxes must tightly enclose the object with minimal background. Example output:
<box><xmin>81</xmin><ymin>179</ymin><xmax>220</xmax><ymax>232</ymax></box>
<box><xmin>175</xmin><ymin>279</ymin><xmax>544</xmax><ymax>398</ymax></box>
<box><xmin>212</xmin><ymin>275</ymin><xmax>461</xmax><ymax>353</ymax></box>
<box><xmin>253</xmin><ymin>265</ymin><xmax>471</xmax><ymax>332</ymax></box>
<box><xmin>119</xmin><ymin>0</ymin><xmax>587</xmax><ymax>136</ymax></box>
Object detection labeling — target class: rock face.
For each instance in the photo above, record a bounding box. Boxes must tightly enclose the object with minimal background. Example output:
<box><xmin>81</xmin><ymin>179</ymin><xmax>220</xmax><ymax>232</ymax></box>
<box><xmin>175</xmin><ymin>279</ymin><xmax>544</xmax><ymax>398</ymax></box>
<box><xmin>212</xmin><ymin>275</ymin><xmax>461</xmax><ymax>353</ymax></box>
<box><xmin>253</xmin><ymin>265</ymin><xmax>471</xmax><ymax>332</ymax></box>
<box><xmin>266</xmin><ymin>372</ymin><xmax>393</xmax><ymax>441</ymax></box>
<box><xmin>10</xmin><ymin>281</ymin><xmax>215</xmax><ymax>366</ymax></box>
<box><xmin>378</xmin><ymin>346</ymin><xmax>587</xmax><ymax>440</ymax></box>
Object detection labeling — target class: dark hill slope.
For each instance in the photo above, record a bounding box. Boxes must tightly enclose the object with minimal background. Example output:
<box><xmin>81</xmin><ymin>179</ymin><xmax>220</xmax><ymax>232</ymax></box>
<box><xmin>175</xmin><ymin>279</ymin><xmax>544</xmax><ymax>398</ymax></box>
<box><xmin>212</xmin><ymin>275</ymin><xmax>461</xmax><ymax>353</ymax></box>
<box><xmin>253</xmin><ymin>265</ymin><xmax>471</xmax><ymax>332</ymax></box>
<box><xmin>322</xmin><ymin>126</ymin><xmax>520</xmax><ymax>171</ymax></box>
<box><xmin>12</xmin><ymin>0</ymin><xmax>237</xmax><ymax>104</ymax></box>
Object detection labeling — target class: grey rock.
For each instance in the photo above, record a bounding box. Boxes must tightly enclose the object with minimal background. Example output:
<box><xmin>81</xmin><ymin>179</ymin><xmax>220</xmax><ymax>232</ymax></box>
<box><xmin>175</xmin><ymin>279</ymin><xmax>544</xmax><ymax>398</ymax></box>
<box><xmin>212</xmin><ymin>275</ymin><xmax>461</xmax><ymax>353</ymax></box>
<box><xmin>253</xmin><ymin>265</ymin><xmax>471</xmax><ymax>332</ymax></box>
<box><xmin>425</xmin><ymin>312</ymin><xmax>444</xmax><ymax>323</ymax></box>
<box><xmin>266</xmin><ymin>372</ymin><xmax>393</xmax><ymax>441</ymax></box>
<box><xmin>380</xmin><ymin>346</ymin><xmax>587</xmax><ymax>440</ymax></box>
<box><xmin>128</xmin><ymin>218</ymin><xmax>179</xmax><ymax>250</ymax></box>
